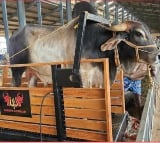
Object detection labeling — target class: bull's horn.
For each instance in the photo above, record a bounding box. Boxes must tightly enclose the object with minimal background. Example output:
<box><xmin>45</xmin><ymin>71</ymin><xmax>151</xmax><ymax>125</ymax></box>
<box><xmin>111</xmin><ymin>21</ymin><xmax>136</xmax><ymax>32</ymax></box>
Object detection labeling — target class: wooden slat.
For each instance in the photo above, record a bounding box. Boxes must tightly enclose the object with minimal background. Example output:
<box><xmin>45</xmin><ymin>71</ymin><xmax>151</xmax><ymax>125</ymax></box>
<box><xmin>111</xmin><ymin>97</ymin><xmax>123</xmax><ymax>105</ymax></box>
<box><xmin>110</xmin><ymin>69</ymin><xmax>125</xmax><ymax>114</ymax></box>
<box><xmin>2</xmin><ymin>66</ymin><xmax>9</xmax><ymax>85</ymax></box>
<box><xmin>0</xmin><ymin>58</ymin><xmax>109</xmax><ymax>68</ymax></box>
<box><xmin>0</xmin><ymin>87</ymin><xmax>29</xmax><ymax>90</ymax></box>
<box><xmin>0</xmin><ymin>120</ymin><xmax>56</xmax><ymax>135</ymax></box>
<box><xmin>2</xmin><ymin>77</ymin><xmax>12</xmax><ymax>84</ymax></box>
<box><xmin>65</xmin><ymin>108</ymin><xmax>106</xmax><ymax>120</ymax></box>
<box><xmin>66</xmin><ymin>128</ymin><xmax>106</xmax><ymax>142</ymax></box>
<box><xmin>111</xmin><ymin>82</ymin><xmax>123</xmax><ymax>89</ymax></box>
<box><xmin>0</xmin><ymin>115</ymin><xmax>56</xmax><ymax>125</ymax></box>
<box><xmin>66</xmin><ymin>118</ymin><xmax>106</xmax><ymax>131</ymax></box>
<box><xmin>64</xmin><ymin>98</ymin><xmax>105</xmax><ymax>109</ymax></box>
<box><xmin>30</xmin><ymin>88</ymin><xmax>52</xmax><ymax>96</ymax></box>
<box><xmin>111</xmin><ymin>106</ymin><xmax>124</xmax><ymax>113</ymax></box>
<box><xmin>111</xmin><ymin>71</ymin><xmax>123</xmax><ymax>89</ymax></box>
<box><xmin>0</xmin><ymin>76</ymin><xmax>2</xmax><ymax>86</ymax></box>
<box><xmin>113</xmin><ymin>75</ymin><xmax>122</xmax><ymax>81</ymax></box>
<box><xmin>31</xmin><ymin>105</ymin><xmax>55</xmax><ymax>116</ymax></box>
<box><xmin>31</xmin><ymin>95</ymin><xmax>54</xmax><ymax>106</ymax></box>
<box><xmin>2</xmin><ymin>83</ymin><xmax>11</xmax><ymax>87</ymax></box>
<box><xmin>63</xmin><ymin>88</ymin><xmax>104</xmax><ymax>98</ymax></box>
<box><xmin>110</xmin><ymin>90</ymin><xmax>123</xmax><ymax>97</ymax></box>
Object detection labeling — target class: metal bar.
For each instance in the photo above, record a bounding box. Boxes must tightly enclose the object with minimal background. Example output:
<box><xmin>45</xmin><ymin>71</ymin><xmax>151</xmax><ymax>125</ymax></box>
<box><xmin>122</xmin><ymin>7</ymin><xmax>124</xmax><ymax>22</ymax></box>
<box><xmin>17</xmin><ymin>0</ymin><xmax>26</xmax><ymax>28</ymax></box>
<box><xmin>66</xmin><ymin>0</ymin><xmax>72</xmax><ymax>22</ymax></box>
<box><xmin>32</xmin><ymin>6</ymin><xmax>58</xmax><ymax>24</ymax></box>
<box><xmin>52</xmin><ymin>65</ymin><xmax>66</xmax><ymax>141</ymax></box>
<box><xmin>86</xmin><ymin>13</ymin><xmax>110</xmax><ymax>25</ymax></box>
<box><xmin>104</xmin><ymin>0</ymin><xmax>110</xmax><ymax>20</ymax></box>
<box><xmin>59</xmin><ymin>0</ymin><xmax>64</xmax><ymax>25</ymax></box>
<box><xmin>1</xmin><ymin>0</ymin><xmax>9</xmax><ymax>52</ymax></box>
<box><xmin>72</xmin><ymin>12</ymin><xmax>87</xmax><ymax>75</ymax></box>
<box><xmin>136</xmin><ymin>87</ymin><xmax>155</xmax><ymax>141</ymax></box>
<box><xmin>36</xmin><ymin>0</ymin><xmax>42</xmax><ymax>25</ymax></box>
<box><xmin>115</xmin><ymin>3</ymin><xmax>119</xmax><ymax>24</ymax></box>
<box><xmin>131</xmin><ymin>15</ymin><xmax>134</xmax><ymax>21</ymax></box>
<box><xmin>42</xmin><ymin>6</ymin><xmax>59</xmax><ymax>17</ymax></box>
<box><xmin>73</xmin><ymin>12</ymin><xmax>110</xmax><ymax>76</ymax></box>
<box><xmin>127</xmin><ymin>13</ymin><xmax>130</xmax><ymax>20</ymax></box>
<box><xmin>7</xmin><ymin>1</ymin><xmax>36</xmax><ymax>21</ymax></box>
<box><xmin>20</xmin><ymin>1</ymin><xmax>59</xmax><ymax>25</ymax></box>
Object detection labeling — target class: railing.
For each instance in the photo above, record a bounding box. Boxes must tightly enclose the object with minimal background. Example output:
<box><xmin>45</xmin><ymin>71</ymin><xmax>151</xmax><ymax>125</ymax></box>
<box><xmin>135</xmin><ymin>65</ymin><xmax>160</xmax><ymax>143</ymax></box>
<box><xmin>136</xmin><ymin>86</ymin><xmax>155</xmax><ymax>141</ymax></box>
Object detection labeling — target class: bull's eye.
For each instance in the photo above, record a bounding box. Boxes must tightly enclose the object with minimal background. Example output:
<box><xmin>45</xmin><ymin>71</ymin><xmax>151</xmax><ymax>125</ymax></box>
<box><xmin>135</xmin><ymin>31</ymin><xmax>143</xmax><ymax>37</ymax></box>
<box><xmin>134</xmin><ymin>28</ymin><xmax>147</xmax><ymax>41</ymax></box>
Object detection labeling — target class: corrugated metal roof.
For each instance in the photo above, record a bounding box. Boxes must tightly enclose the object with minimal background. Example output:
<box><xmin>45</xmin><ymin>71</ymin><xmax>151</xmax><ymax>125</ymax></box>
<box><xmin>0</xmin><ymin>0</ymin><xmax>159</xmax><ymax>36</ymax></box>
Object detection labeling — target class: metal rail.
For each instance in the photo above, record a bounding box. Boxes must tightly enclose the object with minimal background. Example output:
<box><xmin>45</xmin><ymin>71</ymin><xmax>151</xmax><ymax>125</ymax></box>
<box><xmin>136</xmin><ymin>85</ymin><xmax>156</xmax><ymax>141</ymax></box>
<box><xmin>51</xmin><ymin>12</ymin><xmax>110</xmax><ymax>141</ymax></box>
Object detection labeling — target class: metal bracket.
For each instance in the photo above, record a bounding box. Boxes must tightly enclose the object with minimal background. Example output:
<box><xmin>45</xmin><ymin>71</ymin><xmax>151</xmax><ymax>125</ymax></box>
<box><xmin>72</xmin><ymin>11</ymin><xmax>110</xmax><ymax>81</ymax></box>
<box><xmin>51</xmin><ymin>12</ymin><xmax>110</xmax><ymax>141</ymax></box>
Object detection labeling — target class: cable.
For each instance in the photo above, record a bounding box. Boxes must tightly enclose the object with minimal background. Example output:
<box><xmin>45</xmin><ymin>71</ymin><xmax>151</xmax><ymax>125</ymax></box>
<box><xmin>39</xmin><ymin>91</ymin><xmax>53</xmax><ymax>142</ymax></box>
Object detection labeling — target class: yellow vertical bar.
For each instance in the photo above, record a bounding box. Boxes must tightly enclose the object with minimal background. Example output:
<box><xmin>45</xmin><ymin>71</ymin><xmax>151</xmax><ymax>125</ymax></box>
<box><xmin>120</xmin><ymin>70</ymin><xmax>125</xmax><ymax>113</ymax></box>
<box><xmin>2</xmin><ymin>66</ymin><xmax>9</xmax><ymax>86</ymax></box>
<box><xmin>103</xmin><ymin>58</ymin><xmax>113</xmax><ymax>141</ymax></box>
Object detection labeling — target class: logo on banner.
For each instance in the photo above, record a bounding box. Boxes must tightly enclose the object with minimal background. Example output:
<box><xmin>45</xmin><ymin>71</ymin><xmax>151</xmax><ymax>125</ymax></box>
<box><xmin>3</xmin><ymin>92</ymin><xmax>24</xmax><ymax>109</ymax></box>
<box><xmin>0</xmin><ymin>90</ymin><xmax>32</xmax><ymax>117</ymax></box>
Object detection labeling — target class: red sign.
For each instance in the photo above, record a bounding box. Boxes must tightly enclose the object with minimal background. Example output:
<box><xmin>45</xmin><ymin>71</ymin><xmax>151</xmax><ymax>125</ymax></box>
<box><xmin>0</xmin><ymin>90</ymin><xmax>31</xmax><ymax>117</ymax></box>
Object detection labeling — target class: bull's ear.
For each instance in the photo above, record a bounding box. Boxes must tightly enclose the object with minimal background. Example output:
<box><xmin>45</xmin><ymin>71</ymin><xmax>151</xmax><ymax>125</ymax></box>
<box><xmin>101</xmin><ymin>37</ymin><xmax>120</xmax><ymax>51</ymax></box>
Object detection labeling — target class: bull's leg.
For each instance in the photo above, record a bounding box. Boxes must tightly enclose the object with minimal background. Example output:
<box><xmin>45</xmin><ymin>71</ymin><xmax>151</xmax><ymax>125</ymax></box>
<box><xmin>29</xmin><ymin>75</ymin><xmax>38</xmax><ymax>87</ymax></box>
<box><xmin>133</xmin><ymin>94</ymin><xmax>142</xmax><ymax>119</ymax></box>
<box><xmin>125</xmin><ymin>91</ymin><xmax>134</xmax><ymax>107</ymax></box>
<box><xmin>11</xmin><ymin>67</ymin><xmax>25</xmax><ymax>87</ymax></box>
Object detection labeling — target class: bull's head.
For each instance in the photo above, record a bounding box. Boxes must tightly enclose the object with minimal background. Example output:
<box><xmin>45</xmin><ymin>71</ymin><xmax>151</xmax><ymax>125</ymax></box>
<box><xmin>101</xmin><ymin>21</ymin><xmax>160</xmax><ymax>78</ymax></box>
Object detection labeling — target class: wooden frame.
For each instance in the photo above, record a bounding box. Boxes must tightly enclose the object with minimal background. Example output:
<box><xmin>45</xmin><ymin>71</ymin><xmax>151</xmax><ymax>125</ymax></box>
<box><xmin>0</xmin><ymin>58</ymin><xmax>125</xmax><ymax>141</ymax></box>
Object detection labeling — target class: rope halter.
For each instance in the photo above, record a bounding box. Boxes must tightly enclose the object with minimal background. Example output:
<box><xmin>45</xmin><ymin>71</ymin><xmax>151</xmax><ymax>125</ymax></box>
<box><xmin>100</xmin><ymin>36</ymin><xmax>157</xmax><ymax>67</ymax></box>
<box><xmin>100</xmin><ymin>36</ymin><xmax>157</xmax><ymax>84</ymax></box>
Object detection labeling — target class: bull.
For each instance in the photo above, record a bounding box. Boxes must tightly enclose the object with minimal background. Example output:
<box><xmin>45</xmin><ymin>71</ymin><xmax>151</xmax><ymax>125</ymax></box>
<box><xmin>9</xmin><ymin>24</ymin><xmax>54</xmax><ymax>86</ymax></box>
<box><xmin>8</xmin><ymin>3</ymin><xmax>159</xmax><ymax>88</ymax></box>
<box><xmin>8</xmin><ymin>1</ymin><xmax>98</xmax><ymax>87</ymax></box>
<box><xmin>10</xmin><ymin>17</ymin><xmax>159</xmax><ymax>85</ymax></box>
<box><xmin>8</xmin><ymin>1</ymin><xmax>159</xmax><ymax>121</ymax></box>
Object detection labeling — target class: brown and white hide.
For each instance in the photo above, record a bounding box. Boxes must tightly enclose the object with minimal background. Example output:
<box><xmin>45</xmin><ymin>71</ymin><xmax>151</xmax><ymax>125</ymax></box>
<box><xmin>24</xmin><ymin>68</ymin><xmax>41</xmax><ymax>87</ymax></box>
<box><xmin>80</xmin><ymin>63</ymin><xmax>103</xmax><ymax>88</ymax></box>
<box><xmin>25</xmin><ymin>26</ymin><xmax>55</xmax><ymax>87</ymax></box>
<box><xmin>29</xmin><ymin>18</ymin><xmax>78</xmax><ymax>86</ymax></box>
<box><xmin>25</xmin><ymin>26</ymin><xmax>53</xmax><ymax>45</ymax></box>
<box><xmin>29</xmin><ymin>18</ymin><xmax>103</xmax><ymax>88</ymax></box>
